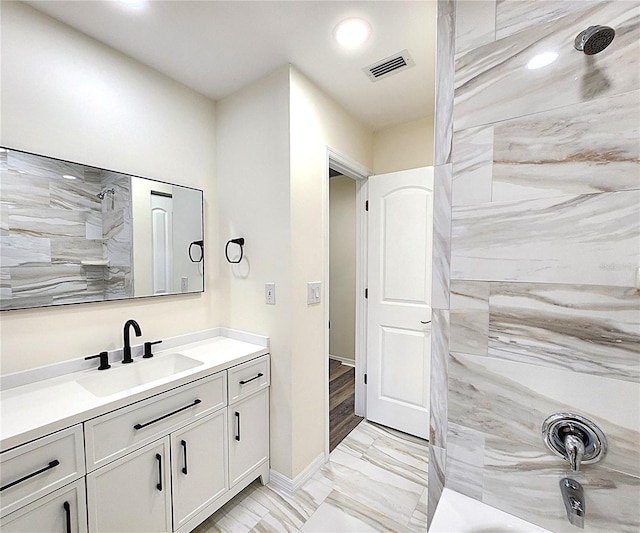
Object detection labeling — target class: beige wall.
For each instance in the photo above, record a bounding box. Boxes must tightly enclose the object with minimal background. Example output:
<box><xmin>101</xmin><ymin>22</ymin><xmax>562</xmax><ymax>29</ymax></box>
<box><xmin>0</xmin><ymin>2</ymin><xmax>219</xmax><ymax>373</ymax></box>
<box><xmin>289</xmin><ymin>66</ymin><xmax>373</xmax><ymax>476</ymax></box>
<box><xmin>328</xmin><ymin>177</ymin><xmax>356</xmax><ymax>362</ymax></box>
<box><xmin>215</xmin><ymin>66</ymin><xmax>293</xmax><ymax>477</ymax></box>
<box><xmin>373</xmin><ymin>116</ymin><xmax>434</xmax><ymax>174</ymax></box>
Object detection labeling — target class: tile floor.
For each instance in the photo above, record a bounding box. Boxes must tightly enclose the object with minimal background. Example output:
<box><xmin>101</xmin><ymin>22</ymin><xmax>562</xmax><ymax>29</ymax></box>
<box><xmin>193</xmin><ymin>420</ymin><xmax>429</xmax><ymax>532</ymax></box>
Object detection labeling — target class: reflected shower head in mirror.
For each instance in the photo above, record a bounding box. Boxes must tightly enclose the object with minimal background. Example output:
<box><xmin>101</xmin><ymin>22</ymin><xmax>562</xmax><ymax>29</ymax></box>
<box><xmin>574</xmin><ymin>25</ymin><xmax>615</xmax><ymax>55</ymax></box>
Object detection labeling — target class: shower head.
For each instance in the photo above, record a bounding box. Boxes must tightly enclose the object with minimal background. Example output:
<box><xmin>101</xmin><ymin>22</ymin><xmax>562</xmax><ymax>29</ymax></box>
<box><xmin>574</xmin><ymin>25</ymin><xmax>615</xmax><ymax>55</ymax></box>
<box><xmin>97</xmin><ymin>187</ymin><xmax>115</xmax><ymax>200</ymax></box>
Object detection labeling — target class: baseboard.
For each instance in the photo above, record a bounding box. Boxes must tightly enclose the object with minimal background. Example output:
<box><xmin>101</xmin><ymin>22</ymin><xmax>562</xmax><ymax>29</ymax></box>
<box><xmin>329</xmin><ymin>354</ymin><xmax>355</xmax><ymax>367</ymax></box>
<box><xmin>268</xmin><ymin>452</ymin><xmax>326</xmax><ymax>495</ymax></box>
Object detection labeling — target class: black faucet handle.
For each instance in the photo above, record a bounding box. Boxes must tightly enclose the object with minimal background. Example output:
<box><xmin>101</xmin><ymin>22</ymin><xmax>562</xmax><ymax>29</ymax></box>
<box><xmin>86</xmin><ymin>351</ymin><xmax>111</xmax><ymax>370</ymax></box>
<box><xmin>143</xmin><ymin>340</ymin><xmax>163</xmax><ymax>359</ymax></box>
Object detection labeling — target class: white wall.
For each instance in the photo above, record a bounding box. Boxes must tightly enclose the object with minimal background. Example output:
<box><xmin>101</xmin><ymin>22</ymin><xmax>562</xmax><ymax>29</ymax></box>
<box><xmin>329</xmin><ymin>177</ymin><xmax>356</xmax><ymax>362</ymax></box>
<box><xmin>0</xmin><ymin>2</ymin><xmax>219</xmax><ymax>373</ymax></box>
<box><xmin>373</xmin><ymin>116</ymin><xmax>434</xmax><ymax>174</ymax></box>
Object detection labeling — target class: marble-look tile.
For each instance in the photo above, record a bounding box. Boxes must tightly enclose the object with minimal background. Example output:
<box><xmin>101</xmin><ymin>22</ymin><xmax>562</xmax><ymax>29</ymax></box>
<box><xmin>0</xmin><ymin>205</ymin><xmax>8</xmax><ymax>236</ymax></box>
<box><xmin>0</xmin><ymin>170</ymin><xmax>50</xmax><ymax>209</ymax></box>
<box><xmin>51</xmin><ymin>237</ymin><xmax>104</xmax><ymax>264</ymax></box>
<box><xmin>7</xmin><ymin>264</ymin><xmax>88</xmax><ymax>308</ymax></box>
<box><xmin>8</xmin><ymin>208</ymin><xmax>87</xmax><ymax>238</ymax></box>
<box><xmin>455</xmin><ymin>0</ymin><xmax>496</xmax><ymax>54</ymax></box>
<box><xmin>431</xmin><ymin>164</ymin><xmax>452</xmax><ymax>309</ymax></box>
<box><xmin>448</xmin><ymin>353</ymin><xmax>640</xmax><ymax>478</ymax></box>
<box><xmin>454</xmin><ymin>2</ymin><xmax>639</xmax><ymax>131</ymax></box>
<box><xmin>103</xmin><ymin>209</ymin><xmax>132</xmax><ymax>268</ymax></box>
<box><xmin>434</xmin><ymin>0</ymin><xmax>455</xmax><ymax>166</ymax></box>
<box><xmin>449</xmin><ymin>281</ymin><xmax>489</xmax><ymax>355</ymax></box>
<box><xmin>407</xmin><ymin>487</ymin><xmax>427</xmax><ymax>532</ymax></box>
<box><xmin>491</xmin><ymin>90</ymin><xmax>640</xmax><ymax>202</ymax></box>
<box><xmin>451</xmin><ymin>190</ymin><xmax>640</xmax><ymax>287</ymax></box>
<box><xmin>104</xmin><ymin>267</ymin><xmax>131</xmax><ymax>299</ymax></box>
<box><xmin>487</xmin><ymin>283</ymin><xmax>640</xmax><ymax>383</ymax></box>
<box><xmin>445</xmin><ymin>423</ymin><xmax>484</xmax><ymax>500</ymax></box>
<box><xmin>0</xmin><ymin>235</ymin><xmax>51</xmax><ymax>267</ymax></box>
<box><xmin>316</xmin><ymin>447</ymin><xmax>424</xmax><ymax>526</ymax></box>
<box><xmin>4</xmin><ymin>148</ymin><xmax>85</xmax><ymax>182</ymax></box>
<box><xmin>451</xmin><ymin>125</ymin><xmax>493</xmax><ymax>206</ymax></box>
<box><xmin>50</xmin><ymin>179</ymin><xmax>101</xmax><ymax>211</ymax></box>
<box><xmin>427</xmin><ymin>444</ymin><xmax>445</xmax><ymax>528</ymax></box>
<box><xmin>481</xmin><ymin>433</ymin><xmax>640</xmax><ymax>533</ymax></box>
<box><xmin>85</xmin><ymin>210</ymin><xmax>104</xmax><ymax>240</ymax></box>
<box><xmin>334</xmin><ymin>421</ymin><xmax>376</xmax><ymax>458</ymax></box>
<box><xmin>361</xmin><ymin>430</ymin><xmax>428</xmax><ymax>486</ymax></box>
<box><xmin>495</xmin><ymin>0</ymin><xmax>603</xmax><ymax>41</ymax></box>
<box><xmin>301</xmin><ymin>490</ymin><xmax>401</xmax><ymax>533</ymax></box>
<box><xmin>430</xmin><ymin>309</ymin><xmax>449</xmax><ymax>447</ymax></box>
<box><xmin>0</xmin><ymin>268</ymin><xmax>12</xmax><ymax>300</ymax></box>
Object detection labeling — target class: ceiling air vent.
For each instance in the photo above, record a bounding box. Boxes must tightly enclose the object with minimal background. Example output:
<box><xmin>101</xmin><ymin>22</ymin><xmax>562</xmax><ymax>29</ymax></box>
<box><xmin>364</xmin><ymin>49</ymin><xmax>415</xmax><ymax>82</ymax></box>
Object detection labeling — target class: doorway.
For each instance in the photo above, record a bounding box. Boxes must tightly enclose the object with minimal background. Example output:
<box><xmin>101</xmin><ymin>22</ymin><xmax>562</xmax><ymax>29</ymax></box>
<box><xmin>328</xmin><ymin>170</ymin><xmax>362</xmax><ymax>451</ymax></box>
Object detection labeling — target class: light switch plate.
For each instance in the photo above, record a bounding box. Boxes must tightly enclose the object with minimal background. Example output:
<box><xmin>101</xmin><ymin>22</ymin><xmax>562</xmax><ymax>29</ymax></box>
<box><xmin>265</xmin><ymin>283</ymin><xmax>276</xmax><ymax>305</ymax></box>
<box><xmin>307</xmin><ymin>282</ymin><xmax>321</xmax><ymax>305</ymax></box>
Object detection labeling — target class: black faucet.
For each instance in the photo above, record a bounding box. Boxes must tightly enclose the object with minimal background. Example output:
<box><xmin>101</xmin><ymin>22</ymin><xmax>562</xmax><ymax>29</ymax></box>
<box><xmin>122</xmin><ymin>319</ymin><xmax>142</xmax><ymax>364</ymax></box>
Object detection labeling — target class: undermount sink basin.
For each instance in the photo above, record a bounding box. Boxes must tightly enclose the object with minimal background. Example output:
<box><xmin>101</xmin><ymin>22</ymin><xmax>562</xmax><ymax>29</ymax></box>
<box><xmin>78</xmin><ymin>353</ymin><xmax>203</xmax><ymax>397</ymax></box>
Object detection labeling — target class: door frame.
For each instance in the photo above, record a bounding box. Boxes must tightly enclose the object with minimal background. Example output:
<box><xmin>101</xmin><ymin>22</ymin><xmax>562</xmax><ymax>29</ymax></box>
<box><xmin>324</xmin><ymin>147</ymin><xmax>370</xmax><ymax>459</ymax></box>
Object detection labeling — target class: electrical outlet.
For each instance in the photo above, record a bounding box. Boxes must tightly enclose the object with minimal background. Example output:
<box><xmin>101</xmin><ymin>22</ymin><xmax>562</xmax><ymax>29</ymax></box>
<box><xmin>265</xmin><ymin>283</ymin><xmax>276</xmax><ymax>305</ymax></box>
<box><xmin>307</xmin><ymin>282</ymin><xmax>321</xmax><ymax>304</ymax></box>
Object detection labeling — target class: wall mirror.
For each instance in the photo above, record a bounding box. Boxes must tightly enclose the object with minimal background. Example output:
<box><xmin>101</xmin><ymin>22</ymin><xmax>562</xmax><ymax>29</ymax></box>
<box><xmin>0</xmin><ymin>147</ymin><xmax>204</xmax><ymax>311</ymax></box>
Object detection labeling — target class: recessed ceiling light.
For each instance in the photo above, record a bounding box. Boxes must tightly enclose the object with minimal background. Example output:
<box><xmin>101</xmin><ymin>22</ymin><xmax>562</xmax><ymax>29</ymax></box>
<box><xmin>62</xmin><ymin>174</ymin><xmax>77</xmax><ymax>180</ymax></box>
<box><xmin>334</xmin><ymin>18</ymin><xmax>371</xmax><ymax>49</ymax></box>
<box><xmin>118</xmin><ymin>0</ymin><xmax>147</xmax><ymax>8</ymax></box>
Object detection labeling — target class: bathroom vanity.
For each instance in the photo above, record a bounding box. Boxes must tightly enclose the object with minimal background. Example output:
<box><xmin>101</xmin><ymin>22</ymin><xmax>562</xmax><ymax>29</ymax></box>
<box><xmin>0</xmin><ymin>332</ymin><xmax>270</xmax><ymax>533</ymax></box>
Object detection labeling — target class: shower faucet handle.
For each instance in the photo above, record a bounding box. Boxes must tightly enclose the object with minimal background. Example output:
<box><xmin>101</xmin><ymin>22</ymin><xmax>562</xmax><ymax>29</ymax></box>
<box><xmin>564</xmin><ymin>434</ymin><xmax>585</xmax><ymax>472</ymax></box>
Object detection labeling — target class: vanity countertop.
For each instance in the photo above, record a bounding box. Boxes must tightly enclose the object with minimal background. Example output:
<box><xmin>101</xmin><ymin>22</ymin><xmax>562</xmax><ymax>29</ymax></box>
<box><xmin>0</xmin><ymin>335</ymin><xmax>269</xmax><ymax>452</ymax></box>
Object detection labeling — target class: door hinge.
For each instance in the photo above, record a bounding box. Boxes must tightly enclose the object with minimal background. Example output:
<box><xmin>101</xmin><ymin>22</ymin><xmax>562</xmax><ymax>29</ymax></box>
<box><xmin>365</xmin><ymin>200</ymin><xmax>369</xmax><ymax>211</ymax></box>
<box><xmin>365</xmin><ymin>288</ymin><xmax>368</xmax><ymax>299</ymax></box>
<box><xmin>364</xmin><ymin>373</ymin><xmax>368</xmax><ymax>385</ymax></box>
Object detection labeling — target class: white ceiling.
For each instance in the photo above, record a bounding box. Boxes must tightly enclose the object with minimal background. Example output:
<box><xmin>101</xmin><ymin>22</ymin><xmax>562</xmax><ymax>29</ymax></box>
<box><xmin>25</xmin><ymin>0</ymin><xmax>437</xmax><ymax>131</ymax></box>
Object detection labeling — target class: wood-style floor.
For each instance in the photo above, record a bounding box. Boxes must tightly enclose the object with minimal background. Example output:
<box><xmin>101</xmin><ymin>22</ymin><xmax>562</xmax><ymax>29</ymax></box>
<box><xmin>329</xmin><ymin>358</ymin><xmax>363</xmax><ymax>452</ymax></box>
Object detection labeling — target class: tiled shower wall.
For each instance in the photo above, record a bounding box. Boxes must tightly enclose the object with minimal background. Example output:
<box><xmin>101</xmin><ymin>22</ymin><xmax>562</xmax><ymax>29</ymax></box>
<box><xmin>429</xmin><ymin>1</ymin><xmax>640</xmax><ymax>531</ymax></box>
<box><xmin>0</xmin><ymin>149</ymin><xmax>132</xmax><ymax>309</ymax></box>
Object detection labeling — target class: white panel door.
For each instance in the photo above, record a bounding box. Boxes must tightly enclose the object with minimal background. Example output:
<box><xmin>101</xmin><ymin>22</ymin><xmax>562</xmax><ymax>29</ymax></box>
<box><xmin>366</xmin><ymin>167</ymin><xmax>434</xmax><ymax>439</ymax></box>
<box><xmin>151</xmin><ymin>193</ymin><xmax>173</xmax><ymax>295</ymax></box>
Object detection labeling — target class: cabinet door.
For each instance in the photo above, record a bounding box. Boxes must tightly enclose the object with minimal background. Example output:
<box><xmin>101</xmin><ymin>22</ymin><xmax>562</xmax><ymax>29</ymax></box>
<box><xmin>86</xmin><ymin>438</ymin><xmax>171</xmax><ymax>533</ymax></box>
<box><xmin>171</xmin><ymin>410</ymin><xmax>228</xmax><ymax>531</ymax></box>
<box><xmin>228</xmin><ymin>389</ymin><xmax>269</xmax><ymax>487</ymax></box>
<box><xmin>0</xmin><ymin>479</ymin><xmax>87</xmax><ymax>533</ymax></box>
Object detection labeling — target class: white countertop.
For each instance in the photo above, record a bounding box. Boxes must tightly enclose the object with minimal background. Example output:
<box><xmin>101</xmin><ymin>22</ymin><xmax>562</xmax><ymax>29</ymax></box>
<box><xmin>0</xmin><ymin>334</ymin><xmax>269</xmax><ymax>452</ymax></box>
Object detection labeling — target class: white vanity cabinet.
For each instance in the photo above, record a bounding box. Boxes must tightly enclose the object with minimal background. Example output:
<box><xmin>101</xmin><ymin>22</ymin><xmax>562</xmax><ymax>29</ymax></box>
<box><xmin>0</xmin><ymin>479</ymin><xmax>87</xmax><ymax>533</ymax></box>
<box><xmin>0</xmin><ymin>425</ymin><xmax>86</xmax><ymax>532</ymax></box>
<box><xmin>1</xmin><ymin>341</ymin><xmax>270</xmax><ymax>533</ymax></box>
<box><xmin>227</xmin><ymin>355</ymin><xmax>270</xmax><ymax>487</ymax></box>
<box><xmin>83</xmin><ymin>353</ymin><xmax>269</xmax><ymax>533</ymax></box>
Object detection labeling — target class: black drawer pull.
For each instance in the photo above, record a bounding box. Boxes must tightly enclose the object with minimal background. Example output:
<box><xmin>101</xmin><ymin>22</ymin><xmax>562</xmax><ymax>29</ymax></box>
<box><xmin>235</xmin><ymin>411</ymin><xmax>241</xmax><ymax>441</ymax></box>
<box><xmin>63</xmin><ymin>501</ymin><xmax>71</xmax><ymax>533</ymax></box>
<box><xmin>133</xmin><ymin>399</ymin><xmax>202</xmax><ymax>430</ymax></box>
<box><xmin>239</xmin><ymin>372</ymin><xmax>263</xmax><ymax>385</ymax></box>
<box><xmin>156</xmin><ymin>453</ymin><xmax>163</xmax><ymax>491</ymax></box>
<box><xmin>0</xmin><ymin>459</ymin><xmax>60</xmax><ymax>492</ymax></box>
<box><xmin>181</xmin><ymin>440</ymin><xmax>188</xmax><ymax>475</ymax></box>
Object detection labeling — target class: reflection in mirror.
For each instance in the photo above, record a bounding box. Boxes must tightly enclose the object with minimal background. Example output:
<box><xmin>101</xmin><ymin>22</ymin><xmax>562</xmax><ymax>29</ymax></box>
<box><xmin>0</xmin><ymin>147</ymin><xmax>204</xmax><ymax>310</ymax></box>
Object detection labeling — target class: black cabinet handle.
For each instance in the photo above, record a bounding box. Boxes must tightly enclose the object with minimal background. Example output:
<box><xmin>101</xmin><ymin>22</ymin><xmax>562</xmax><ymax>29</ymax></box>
<box><xmin>63</xmin><ymin>501</ymin><xmax>71</xmax><ymax>533</ymax></box>
<box><xmin>133</xmin><ymin>399</ymin><xmax>202</xmax><ymax>430</ymax></box>
<box><xmin>235</xmin><ymin>411</ymin><xmax>241</xmax><ymax>441</ymax></box>
<box><xmin>155</xmin><ymin>453</ymin><xmax>163</xmax><ymax>491</ymax></box>
<box><xmin>181</xmin><ymin>440</ymin><xmax>188</xmax><ymax>475</ymax></box>
<box><xmin>0</xmin><ymin>459</ymin><xmax>60</xmax><ymax>492</ymax></box>
<box><xmin>239</xmin><ymin>373</ymin><xmax>263</xmax><ymax>385</ymax></box>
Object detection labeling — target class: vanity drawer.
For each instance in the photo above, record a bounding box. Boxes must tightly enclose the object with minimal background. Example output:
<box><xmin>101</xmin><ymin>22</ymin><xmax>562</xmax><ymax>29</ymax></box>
<box><xmin>0</xmin><ymin>425</ymin><xmax>85</xmax><ymax>518</ymax></box>
<box><xmin>228</xmin><ymin>355</ymin><xmax>270</xmax><ymax>405</ymax></box>
<box><xmin>84</xmin><ymin>371</ymin><xmax>226</xmax><ymax>472</ymax></box>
